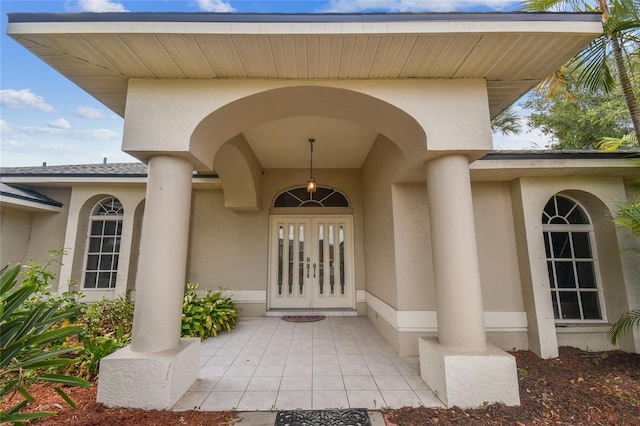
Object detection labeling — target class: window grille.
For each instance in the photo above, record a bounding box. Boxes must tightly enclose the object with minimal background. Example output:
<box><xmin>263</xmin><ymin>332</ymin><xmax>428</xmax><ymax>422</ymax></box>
<box><xmin>83</xmin><ymin>197</ymin><xmax>123</xmax><ymax>289</ymax></box>
<box><xmin>542</xmin><ymin>195</ymin><xmax>604</xmax><ymax>322</ymax></box>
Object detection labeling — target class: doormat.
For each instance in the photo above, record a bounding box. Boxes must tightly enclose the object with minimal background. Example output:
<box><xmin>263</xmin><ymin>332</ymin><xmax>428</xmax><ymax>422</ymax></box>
<box><xmin>281</xmin><ymin>315</ymin><xmax>326</xmax><ymax>323</ymax></box>
<box><xmin>275</xmin><ymin>409</ymin><xmax>370</xmax><ymax>426</ymax></box>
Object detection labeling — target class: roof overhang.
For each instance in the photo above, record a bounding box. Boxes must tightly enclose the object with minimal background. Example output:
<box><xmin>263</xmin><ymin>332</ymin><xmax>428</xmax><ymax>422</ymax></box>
<box><xmin>470</xmin><ymin>151</ymin><xmax>640</xmax><ymax>181</ymax></box>
<box><xmin>0</xmin><ymin>183</ymin><xmax>63</xmax><ymax>212</ymax></box>
<box><xmin>7</xmin><ymin>12</ymin><xmax>603</xmax><ymax>118</ymax></box>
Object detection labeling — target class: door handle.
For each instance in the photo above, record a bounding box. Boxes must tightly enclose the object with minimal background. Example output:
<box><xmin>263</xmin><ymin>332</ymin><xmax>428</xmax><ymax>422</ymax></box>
<box><xmin>313</xmin><ymin>263</ymin><xmax>316</xmax><ymax>278</ymax></box>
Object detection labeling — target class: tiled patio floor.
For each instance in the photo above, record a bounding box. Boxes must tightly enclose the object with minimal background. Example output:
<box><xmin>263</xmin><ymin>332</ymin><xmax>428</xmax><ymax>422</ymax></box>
<box><xmin>173</xmin><ymin>316</ymin><xmax>443</xmax><ymax>411</ymax></box>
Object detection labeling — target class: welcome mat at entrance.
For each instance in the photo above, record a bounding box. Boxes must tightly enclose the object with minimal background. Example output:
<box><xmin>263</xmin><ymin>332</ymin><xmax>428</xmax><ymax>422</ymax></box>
<box><xmin>275</xmin><ymin>409</ymin><xmax>371</xmax><ymax>426</ymax></box>
<box><xmin>281</xmin><ymin>315</ymin><xmax>326</xmax><ymax>323</ymax></box>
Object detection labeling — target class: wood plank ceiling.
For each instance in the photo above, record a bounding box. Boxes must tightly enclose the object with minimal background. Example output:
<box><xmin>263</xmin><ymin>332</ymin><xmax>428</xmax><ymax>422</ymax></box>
<box><xmin>8</xmin><ymin>13</ymin><xmax>603</xmax><ymax>118</ymax></box>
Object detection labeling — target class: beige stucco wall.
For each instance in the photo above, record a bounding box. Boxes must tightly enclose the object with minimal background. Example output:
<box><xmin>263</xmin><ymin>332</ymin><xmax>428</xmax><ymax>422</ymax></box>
<box><xmin>392</xmin><ymin>183</ymin><xmax>435</xmax><ymax>312</ymax></box>
<box><xmin>0</xmin><ymin>188</ymin><xmax>71</xmax><ymax>289</ymax></box>
<box><xmin>187</xmin><ymin>189</ymin><xmax>268</xmax><ymax>290</ymax></box>
<box><xmin>472</xmin><ymin>182</ymin><xmax>525</xmax><ymax>312</ymax></box>
<box><xmin>1</xmin><ymin>207</ymin><xmax>33</xmax><ymax>266</ymax></box>
<box><xmin>122</xmin><ymin>78</ymin><xmax>491</xmax><ymax>170</ymax></box>
<box><xmin>361</xmin><ymin>135</ymin><xmax>403</xmax><ymax>310</ymax></box>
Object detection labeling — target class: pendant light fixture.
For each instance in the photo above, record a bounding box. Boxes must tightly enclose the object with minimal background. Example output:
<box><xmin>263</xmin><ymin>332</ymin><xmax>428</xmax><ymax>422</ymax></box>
<box><xmin>306</xmin><ymin>138</ymin><xmax>317</xmax><ymax>193</ymax></box>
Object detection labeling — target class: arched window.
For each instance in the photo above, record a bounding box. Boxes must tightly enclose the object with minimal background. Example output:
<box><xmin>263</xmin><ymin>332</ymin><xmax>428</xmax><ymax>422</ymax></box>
<box><xmin>83</xmin><ymin>197</ymin><xmax>123</xmax><ymax>289</ymax></box>
<box><xmin>274</xmin><ymin>186</ymin><xmax>349</xmax><ymax>208</ymax></box>
<box><xmin>542</xmin><ymin>195</ymin><xmax>604</xmax><ymax>322</ymax></box>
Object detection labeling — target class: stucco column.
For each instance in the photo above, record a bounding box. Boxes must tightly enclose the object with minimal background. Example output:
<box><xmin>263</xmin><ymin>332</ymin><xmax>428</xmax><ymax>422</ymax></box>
<box><xmin>131</xmin><ymin>155</ymin><xmax>193</xmax><ymax>353</ymax></box>
<box><xmin>426</xmin><ymin>154</ymin><xmax>486</xmax><ymax>351</ymax></box>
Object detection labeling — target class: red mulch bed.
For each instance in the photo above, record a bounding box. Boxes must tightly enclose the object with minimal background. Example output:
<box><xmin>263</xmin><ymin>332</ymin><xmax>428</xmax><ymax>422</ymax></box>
<box><xmin>0</xmin><ymin>385</ymin><xmax>235</xmax><ymax>426</ymax></box>
<box><xmin>2</xmin><ymin>347</ymin><xmax>639</xmax><ymax>425</ymax></box>
<box><xmin>386</xmin><ymin>347</ymin><xmax>640</xmax><ymax>425</ymax></box>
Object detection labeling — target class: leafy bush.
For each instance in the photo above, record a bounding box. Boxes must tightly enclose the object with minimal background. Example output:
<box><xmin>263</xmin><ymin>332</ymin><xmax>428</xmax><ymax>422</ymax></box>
<box><xmin>181</xmin><ymin>282</ymin><xmax>239</xmax><ymax>339</ymax></box>
<box><xmin>79</xmin><ymin>295</ymin><xmax>134</xmax><ymax>340</ymax></box>
<box><xmin>0</xmin><ymin>261</ymin><xmax>90</xmax><ymax>425</ymax></box>
<box><xmin>72</xmin><ymin>296</ymin><xmax>134</xmax><ymax>380</ymax></box>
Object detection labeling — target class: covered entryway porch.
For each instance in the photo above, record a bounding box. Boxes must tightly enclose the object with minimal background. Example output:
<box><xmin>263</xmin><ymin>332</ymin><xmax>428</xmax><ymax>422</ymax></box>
<box><xmin>173</xmin><ymin>316</ymin><xmax>441</xmax><ymax>410</ymax></box>
<box><xmin>7</xmin><ymin>11</ymin><xmax>602</xmax><ymax>411</ymax></box>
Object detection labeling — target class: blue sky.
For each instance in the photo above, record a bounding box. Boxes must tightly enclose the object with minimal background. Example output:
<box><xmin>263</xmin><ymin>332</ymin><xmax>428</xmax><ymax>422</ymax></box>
<box><xmin>0</xmin><ymin>0</ymin><xmax>544</xmax><ymax>167</ymax></box>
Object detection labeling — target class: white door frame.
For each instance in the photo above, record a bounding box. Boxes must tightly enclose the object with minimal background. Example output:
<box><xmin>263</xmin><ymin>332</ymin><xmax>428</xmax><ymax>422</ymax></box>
<box><xmin>267</xmin><ymin>215</ymin><xmax>355</xmax><ymax>310</ymax></box>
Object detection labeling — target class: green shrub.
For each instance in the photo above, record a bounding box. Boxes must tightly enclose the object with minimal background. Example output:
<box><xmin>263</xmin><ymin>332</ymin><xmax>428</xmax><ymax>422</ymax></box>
<box><xmin>0</xmin><ymin>261</ymin><xmax>90</xmax><ymax>425</ymax></box>
<box><xmin>181</xmin><ymin>282</ymin><xmax>239</xmax><ymax>339</ymax></box>
<box><xmin>79</xmin><ymin>295</ymin><xmax>134</xmax><ymax>340</ymax></box>
<box><xmin>72</xmin><ymin>295</ymin><xmax>134</xmax><ymax>380</ymax></box>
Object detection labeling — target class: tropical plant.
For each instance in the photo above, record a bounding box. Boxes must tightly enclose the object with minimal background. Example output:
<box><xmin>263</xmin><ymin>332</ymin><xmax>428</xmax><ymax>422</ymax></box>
<box><xmin>610</xmin><ymin>310</ymin><xmax>640</xmax><ymax>343</ymax></box>
<box><xmin>607</xmin><ymin>193</ymin><xmax>640</xmax><ymax>343</ymax></box>
<box><xmin>491</xmin><ymin>105</ymin><xmax>524</xmax><ymax>136</ymax></box>
<box><xmin>0</xmin><ymin>262</ymin><xmax>90</xmax><ymax>425</ymax></box>
<box><xmin>597</xmin><ymin>138</ymin><xmax>640</xmax><ymax>343</ymax></box>
<box><xmin>181</xmin><ymin>282</ymin><xmax>239</xmax><ymax>339</ymax></box>
<box><xmin>522</xmin><ymin>0</ymin><xmax>640</xmax><ymax>145</ymax></box>
<box><xmin>76</xmin><ymin>328</ymin><xmax>131</xmax><ymax>380</ymax></box>
<box><xmin>72</xmin><ymin>295</ymin><xmax>134</xmax><ymax>380</ymax></box>
<box><xmin>524</xmin><ymin>74</ymin><xmax>634</xmax><ymax>148</ymax></box>
<box><xmin>78</xmin><ymin>295</ymin><xmax>134</xmax><ymax>340</ymax></box>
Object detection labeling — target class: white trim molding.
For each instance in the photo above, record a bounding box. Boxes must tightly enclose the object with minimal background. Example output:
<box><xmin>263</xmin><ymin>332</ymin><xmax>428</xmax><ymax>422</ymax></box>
<box><xmin>365</xmin><ymin>291</ymin><xmax>528</xmax><ymax>332</ymax></box>
<box><xmin>221</xmin><ymin>290</ymin><xmax>266</xmax><ymax>304</ymax></box>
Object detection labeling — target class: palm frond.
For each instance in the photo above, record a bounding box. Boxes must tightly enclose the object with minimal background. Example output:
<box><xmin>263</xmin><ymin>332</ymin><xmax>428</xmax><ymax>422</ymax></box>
<box><xmin>491</xmin><ymin>106</ymin><xmax>523</xmax><ymax>136</ymax></box>
<box><xmin>596</xmin><ymin>133</ymin><xmax>639</xmax><ymax>150</ymax></box>
<box><xmin>570</xmin><ymin>36</ymin><xmax>616</xmax><ymax>92</ymax></box>
<box><xmin>614</xmin><ymin>201</ymin><xmax>640</xmax><ymax>236</ymax></box>
<box><xmin>609</xmin><ymin>309</ymin><xmax>640</xmax><ymax>344</ymax></box>
<box><xmin>536</xmin><ymin>68</ymin><xmax>572</xmax><ymax>99</ymax></box>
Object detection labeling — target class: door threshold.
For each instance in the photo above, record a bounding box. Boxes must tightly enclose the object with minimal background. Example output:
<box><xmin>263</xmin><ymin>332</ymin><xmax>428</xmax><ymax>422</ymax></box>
<box><xmin>266</xmin><ymin>309</ymin><xmax>358</xmax><ymax>317</ymax></box>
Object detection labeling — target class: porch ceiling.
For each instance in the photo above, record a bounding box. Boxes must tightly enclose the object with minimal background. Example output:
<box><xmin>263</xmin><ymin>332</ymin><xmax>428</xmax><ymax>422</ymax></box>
<box><xmin>8</xmin><ymin>12</ymin><xmax>602</xmax><ymax>120</ymax></box>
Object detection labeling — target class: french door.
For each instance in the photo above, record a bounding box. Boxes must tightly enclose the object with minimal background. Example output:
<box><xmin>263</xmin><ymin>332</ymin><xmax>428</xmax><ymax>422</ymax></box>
<box><xmin>268</xmin><ymin>216</ymin><xmax>355</xmax><ymax>309</ymax></box>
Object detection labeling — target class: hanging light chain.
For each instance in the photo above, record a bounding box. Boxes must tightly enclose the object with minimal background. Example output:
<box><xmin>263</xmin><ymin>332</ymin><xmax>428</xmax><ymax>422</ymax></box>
<box><xmin>307</xmin><ymin>138</ymin><xmax>317</xmax><ymax>193</ymax></box>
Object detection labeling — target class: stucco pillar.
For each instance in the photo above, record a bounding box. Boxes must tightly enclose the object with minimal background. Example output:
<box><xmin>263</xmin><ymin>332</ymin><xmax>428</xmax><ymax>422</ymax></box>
<box><xmin>419</xmin><ymin>154</ymin><xmax>519</xmax><ymax>408</ymax></box>
<box><xmin>426</xmin><ymin>154</ymin><xmax>486</xmax><ymax>350</ymax></box>
<box><xmin>131</xmin><ymin>155</ymin><xmax>193</xmax><ymax>353</ymax></box>
<box><xmin>98</xmin><ymin>154</ymin><xmax>199</xmax><ymax>409</ymax></box>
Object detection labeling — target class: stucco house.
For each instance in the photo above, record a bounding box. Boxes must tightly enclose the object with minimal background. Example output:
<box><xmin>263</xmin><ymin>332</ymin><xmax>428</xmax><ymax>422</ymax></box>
<box><xmin>2</xmin><ymin>11</ymin><xmax>639</xmax><ymax>409</ymax></box>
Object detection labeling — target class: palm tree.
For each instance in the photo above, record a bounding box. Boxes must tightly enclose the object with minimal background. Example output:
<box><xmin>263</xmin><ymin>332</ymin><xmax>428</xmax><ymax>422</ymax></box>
<box><xmin>491</xmin><ymin>105</ymin><xmax>523</xmax><ymax>136</ymax></box>
<box><xmin>522</xmin><ymin>0</ymin><xmax>640</xmax><ymax>146</ymax></box>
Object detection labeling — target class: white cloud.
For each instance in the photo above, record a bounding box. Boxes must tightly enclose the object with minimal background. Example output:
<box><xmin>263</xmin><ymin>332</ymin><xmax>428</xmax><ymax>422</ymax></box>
<box><xmin>76</xmin><ymin>128</ymin><xmax>121</xmax><ymax>140</ymax></box>
<box><xmin>1</xmin><ymin>139</ymin><xmax>19</xmax><ymax>148</ymax></box>
<box><xmin>77</xmin><ymin>0</ymin><xmax>127</xmax><ymax>12</ymax></box>
<box><xmin>0</xmin><ymin>89</ymin><xmax>54</xmax><ymax>112</ymax></box>
<box><xmin>0</xmin><ymin>119</ymin><xmax>11</xmax><ymax>134</ymax></box>
<box><xmin>20</xmin><ymin>125</ymin><xmax>120</xmax><ymax>141</ymax></box>
<box><xmin>198</xmin><ymin>0</ymin><xmax>235</xmax><ymax>12</ymax></box>
<box><xmin>21</xmin><ymin>126</ymin><xmax>68</xmax><ymax>136</ymax></box>
<box><xmin>324</xmin><ymin>0</ymin><xmax>518</xmax><ymax>12</ymax></box>
<box><xmin>76</xmin><ymin>105</ymin><xmax>106</xmax><ymax>119</ymax></box>
<box><xmin>48</xmin><ymin>118</ymin><xmax>72</xmax><ymax>129</ymax></box>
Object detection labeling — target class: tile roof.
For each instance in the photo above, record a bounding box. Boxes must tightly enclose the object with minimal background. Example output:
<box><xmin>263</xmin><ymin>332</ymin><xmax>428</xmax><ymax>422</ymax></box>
<box><xmin>0</xmin><ymin>162</ymin><xmax>149</xmax><ymax>176</ymax></box>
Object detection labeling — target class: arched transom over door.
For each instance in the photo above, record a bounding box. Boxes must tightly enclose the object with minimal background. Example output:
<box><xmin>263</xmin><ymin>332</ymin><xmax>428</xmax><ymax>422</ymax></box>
<box><xmin>269</xmin><ymin>187</ymin><xmax>355</xmax><ymax>310</ymax></box>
